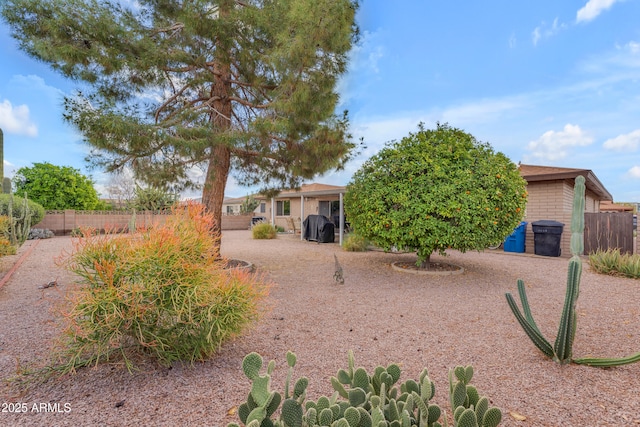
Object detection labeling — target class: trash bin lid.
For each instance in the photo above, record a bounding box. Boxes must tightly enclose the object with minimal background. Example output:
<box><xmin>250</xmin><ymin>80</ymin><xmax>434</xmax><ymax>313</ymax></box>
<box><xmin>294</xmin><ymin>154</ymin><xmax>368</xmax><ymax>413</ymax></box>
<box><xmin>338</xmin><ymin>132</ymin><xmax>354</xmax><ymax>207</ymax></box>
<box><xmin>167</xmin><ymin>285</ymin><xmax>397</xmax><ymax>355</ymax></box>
<box><xmin>532</xmin><ymin>220</ymin><xmax>564</xmax><ymax>234</ymax></box>
<box><xmin>532</xmin><ymin>220</ymin><xmax>564</xmax><ymax>227</ymax></box>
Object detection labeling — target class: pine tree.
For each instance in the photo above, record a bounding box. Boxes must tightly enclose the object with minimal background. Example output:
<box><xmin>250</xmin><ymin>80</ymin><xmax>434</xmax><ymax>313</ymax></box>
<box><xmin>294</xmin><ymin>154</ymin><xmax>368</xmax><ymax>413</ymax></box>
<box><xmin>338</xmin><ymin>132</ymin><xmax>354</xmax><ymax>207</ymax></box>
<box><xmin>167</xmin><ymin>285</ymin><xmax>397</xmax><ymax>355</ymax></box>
<box><xmin>2</xmin><ymin>0</ymin><xmax>360</xmax><ymax>251</ymax></box>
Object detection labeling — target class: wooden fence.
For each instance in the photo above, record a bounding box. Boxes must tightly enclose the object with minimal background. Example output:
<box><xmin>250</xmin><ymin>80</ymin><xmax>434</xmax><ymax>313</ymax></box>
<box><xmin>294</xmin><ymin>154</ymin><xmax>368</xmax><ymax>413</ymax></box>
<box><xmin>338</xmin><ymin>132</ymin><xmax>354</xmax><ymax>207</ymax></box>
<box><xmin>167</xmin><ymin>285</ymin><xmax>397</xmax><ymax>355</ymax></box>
<box><xmin>584</xmin><ymin>212</ymin><xmax>635</xmax><ymax>254</ymax></box>
<box><xmin>33</xmin><ymin>210</ymin><xmax>254</xmax><ymax>235</ymax></box>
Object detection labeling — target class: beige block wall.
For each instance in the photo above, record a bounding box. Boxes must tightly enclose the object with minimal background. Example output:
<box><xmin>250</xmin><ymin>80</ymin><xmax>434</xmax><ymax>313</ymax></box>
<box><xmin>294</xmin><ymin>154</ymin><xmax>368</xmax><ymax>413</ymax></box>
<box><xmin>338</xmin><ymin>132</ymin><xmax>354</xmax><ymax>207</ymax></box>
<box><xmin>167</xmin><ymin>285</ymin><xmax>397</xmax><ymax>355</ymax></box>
<box><xmin>523</xmin><ymin>179</ymin><xmax>600</xmax><ymax>257</ymax></box>
<box><xmin>34</xmin><ymin>211</ymin><xmax>253</xmax><ymax>234</ymax></box>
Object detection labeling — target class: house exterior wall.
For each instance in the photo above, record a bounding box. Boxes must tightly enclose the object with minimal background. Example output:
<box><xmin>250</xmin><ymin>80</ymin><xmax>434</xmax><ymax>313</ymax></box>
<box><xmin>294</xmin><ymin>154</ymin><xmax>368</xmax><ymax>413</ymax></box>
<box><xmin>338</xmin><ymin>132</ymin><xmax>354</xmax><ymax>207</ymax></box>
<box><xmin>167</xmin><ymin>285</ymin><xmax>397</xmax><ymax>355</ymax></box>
<box><xmin>257</xmin><ymin>195</ymin><xmax>341</xmax><ymax>232</ymax></box>
<box><xmin>523</xmin><ymin>179</ymin><xmax>601</xmax><ymax>257</ymax></box>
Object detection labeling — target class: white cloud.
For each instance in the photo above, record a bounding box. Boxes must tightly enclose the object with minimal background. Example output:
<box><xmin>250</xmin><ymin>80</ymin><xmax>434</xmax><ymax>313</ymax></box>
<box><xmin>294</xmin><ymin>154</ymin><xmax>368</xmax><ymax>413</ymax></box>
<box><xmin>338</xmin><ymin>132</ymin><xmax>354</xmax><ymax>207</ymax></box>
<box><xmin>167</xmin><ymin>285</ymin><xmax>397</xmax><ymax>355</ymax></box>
<box><xmin>576</xmin><ymin>0</ymin><xmax>620</xmax><ymax>23</ymax></box>
<box><xmin>508</xmin><ymin>33</ymin><xmax>517</xmax><ymax>49</ymax></box>
<box><xmin>603</xmin><ymin>129</ymin><xmax>640</xmax><ymax>151</ymax></box>
<box><xmin>532</xmin><ymin>27</ymin><xmax>542</xmax><ymax>46</ymax></box>
<box><xmin>627</xmin><ymin>165</ymin><xmax>640</xmax><ymax>178</ymax></box>
<box><xmin>0</xmin><ymin>99</ymin><xmax>38</xmax><ymax>137</ymax></box>
<box><xmin>624</xmin><ymin>41</ymin><xmax>640</xmax><ymax>54</ymax></box>
<box><xmin>526</xmin><ymin>124</ymin><xmax>594</xmax><ymax>161</ymax></box>
<box><xmin>532</xmin><ymin>18</ymin><xmax>567</xmax><ymax>46</ymax></box>
<box><xmin>441</xmin><ymin>98</ymin><xmax>524</xmax><ymax>125</ymax></box>
<box><xmin>337</xmin><ymin>30</ymin><xmax>385</xmax><ymax>108</ymax></box>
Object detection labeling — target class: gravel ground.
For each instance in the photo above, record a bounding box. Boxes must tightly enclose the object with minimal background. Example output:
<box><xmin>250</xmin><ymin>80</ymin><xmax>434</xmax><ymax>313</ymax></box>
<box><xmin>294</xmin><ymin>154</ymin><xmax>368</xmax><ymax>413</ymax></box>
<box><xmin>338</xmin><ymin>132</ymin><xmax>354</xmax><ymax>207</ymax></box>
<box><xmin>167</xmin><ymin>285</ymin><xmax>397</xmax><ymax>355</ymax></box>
<box><xmin>0</xmin><ymin>231</ymin><xmax>639</xmax><ymax>427</ymax></box>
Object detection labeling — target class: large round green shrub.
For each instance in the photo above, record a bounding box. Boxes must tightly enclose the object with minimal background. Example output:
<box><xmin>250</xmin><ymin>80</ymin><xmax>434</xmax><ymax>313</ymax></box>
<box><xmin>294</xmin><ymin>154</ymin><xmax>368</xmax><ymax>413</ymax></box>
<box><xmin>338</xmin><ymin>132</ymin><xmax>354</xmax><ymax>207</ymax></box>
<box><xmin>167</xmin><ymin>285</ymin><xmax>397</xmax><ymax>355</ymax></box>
<box><xmin>344</xmin><ymin>123</ymin><xmax>527</xmax><ymax>266</ymax></box>
<box><xmin>13</xmin><ymin>162</ymin><xmax>102</xmax><ymax>210</ymax></box>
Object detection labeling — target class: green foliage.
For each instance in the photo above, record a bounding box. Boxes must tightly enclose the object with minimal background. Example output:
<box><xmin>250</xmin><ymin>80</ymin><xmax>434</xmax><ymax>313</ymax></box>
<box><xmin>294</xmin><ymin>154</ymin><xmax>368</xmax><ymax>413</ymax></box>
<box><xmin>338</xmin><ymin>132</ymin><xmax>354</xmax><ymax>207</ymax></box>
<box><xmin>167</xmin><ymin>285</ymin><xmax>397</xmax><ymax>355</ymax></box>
<box><xmin>344</xmin><ymin>123</ymin><xmax>527</xmax><ymax>266</ymax></box>
<box><xmin>506</xmin><ymin>176</ymin><xmax>640</xmax><ymax>367</ymax></box>
<box><xmin>56</xmin><ymin>202</ymin><xmax>269</xmax><ymax>372</ymax></box>
<box><xmin>342</xmin><ymin>233</ymin><xmax>368</xmax><ymax>252</ymax></box>
<box><xmin>588</xmin><ymin>249</ymin><xmax>640</xmax><ymax>279</ymax></box>
<box><xmin>132</xmin><ymin>186</ymin><xmax>178</xmax><ymax>211</ymax></box>
<box><xmin>240</xmin><ymin>195</ymin><xmax>261</xmax><ymax>214</ymax></box>
<box><xmin>228</xmin><ymin>350</ymin><xmax>501</xmax><ymax>427</ymax></box>
<box><xmin>0</xmin><ymin>194</ymin><xmax>44</xmax><ymax>245</ymax></box>
<box><xmin>2</xmin><ymin>0</ymin><xmax>361</xmax><ymax>247</ymax></box>
<box><xmin>252</xmin><ymin>223</ymin><xmax>277</xmax><ymax>240</ymax></box>
<box><xmin>12</xmin><ymin>162</ymin><xmax>102</xmax><ymax>210</ymax></box>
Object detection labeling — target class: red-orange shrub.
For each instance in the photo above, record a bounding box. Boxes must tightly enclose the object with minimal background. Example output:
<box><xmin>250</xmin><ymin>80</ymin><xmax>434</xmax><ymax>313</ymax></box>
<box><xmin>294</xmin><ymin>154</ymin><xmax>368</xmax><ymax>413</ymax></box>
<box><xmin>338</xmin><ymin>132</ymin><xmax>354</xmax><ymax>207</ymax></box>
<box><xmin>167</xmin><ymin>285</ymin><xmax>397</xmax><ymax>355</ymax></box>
<box><xmin>57</xmin><ymin>202</ymin><xmax>269</xmax><ymax>370</ymax></box>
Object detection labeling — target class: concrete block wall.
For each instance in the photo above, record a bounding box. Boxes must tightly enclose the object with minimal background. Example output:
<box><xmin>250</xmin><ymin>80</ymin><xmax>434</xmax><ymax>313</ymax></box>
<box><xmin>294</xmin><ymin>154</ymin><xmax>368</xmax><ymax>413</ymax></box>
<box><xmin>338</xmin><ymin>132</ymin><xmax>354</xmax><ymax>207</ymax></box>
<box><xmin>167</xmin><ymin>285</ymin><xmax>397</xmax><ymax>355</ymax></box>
<box><xmin>33</xmin><ymin>211</ymin><xmax>254</xmax><ymax>235</ymax></box>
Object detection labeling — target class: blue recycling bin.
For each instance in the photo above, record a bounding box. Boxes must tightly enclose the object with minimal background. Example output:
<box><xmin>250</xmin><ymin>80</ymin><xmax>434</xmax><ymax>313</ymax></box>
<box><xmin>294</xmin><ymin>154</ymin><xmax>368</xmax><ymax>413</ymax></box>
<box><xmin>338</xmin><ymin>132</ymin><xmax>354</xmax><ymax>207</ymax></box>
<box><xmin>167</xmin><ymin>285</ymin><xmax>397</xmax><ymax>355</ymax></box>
<box><xmin>503</xmin><ymin>221</ymin><xmax>527</xmax><ymax>253</ymax></box>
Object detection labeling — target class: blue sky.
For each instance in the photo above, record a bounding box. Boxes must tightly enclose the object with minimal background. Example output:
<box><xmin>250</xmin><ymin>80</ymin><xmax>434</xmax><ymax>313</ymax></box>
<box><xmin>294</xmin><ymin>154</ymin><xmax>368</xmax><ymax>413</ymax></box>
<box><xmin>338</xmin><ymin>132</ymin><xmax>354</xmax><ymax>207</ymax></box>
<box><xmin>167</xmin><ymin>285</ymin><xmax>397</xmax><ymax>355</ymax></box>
<box><xmin>1</xmin><ymin>0</ymin><xmax>640</xmax><ymax>202</ymax></box>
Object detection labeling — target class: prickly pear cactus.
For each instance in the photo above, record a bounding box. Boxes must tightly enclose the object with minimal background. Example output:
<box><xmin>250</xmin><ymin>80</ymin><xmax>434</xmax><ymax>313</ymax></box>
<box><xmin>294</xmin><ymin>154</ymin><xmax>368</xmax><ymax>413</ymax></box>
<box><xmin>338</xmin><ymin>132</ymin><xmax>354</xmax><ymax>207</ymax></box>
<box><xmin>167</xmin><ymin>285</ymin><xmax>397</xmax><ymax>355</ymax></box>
<box><xmin>228</xmin><ymin>352</ymin><xmax>501</xmax><ymax>427</ymax></box>
<box><xmin>448</xmin><ymin>366</ymin><xmax>501</xmax><ymax>427</ymax></box>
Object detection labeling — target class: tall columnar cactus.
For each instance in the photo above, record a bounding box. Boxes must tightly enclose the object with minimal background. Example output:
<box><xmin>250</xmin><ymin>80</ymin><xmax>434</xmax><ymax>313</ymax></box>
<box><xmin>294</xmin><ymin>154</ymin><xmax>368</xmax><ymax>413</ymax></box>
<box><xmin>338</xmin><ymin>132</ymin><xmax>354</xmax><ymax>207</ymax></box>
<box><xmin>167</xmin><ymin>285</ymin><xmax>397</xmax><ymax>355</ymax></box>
<box><xmin>506</xmin><ymin>175</ymin><xmax>640</xmax><ymax>367</ymax></box>
<box><xmin>0</xmin><ymin>127</ymin><xmax>4</xmax><ymax>180</ymax></box>
<box><xmin>0</xmin><ymin>128</ymin><xmax>9</xmax><ymax>194</ymax></box>
<box><xmin>2</xmin><ymin>178</ymin><xmax>11</xmax><ymax>194</ymax></box>
<box><xmin>6</xmin><ymin>193</ymin><xmax>32</xmax><ymax>246</ymax></box>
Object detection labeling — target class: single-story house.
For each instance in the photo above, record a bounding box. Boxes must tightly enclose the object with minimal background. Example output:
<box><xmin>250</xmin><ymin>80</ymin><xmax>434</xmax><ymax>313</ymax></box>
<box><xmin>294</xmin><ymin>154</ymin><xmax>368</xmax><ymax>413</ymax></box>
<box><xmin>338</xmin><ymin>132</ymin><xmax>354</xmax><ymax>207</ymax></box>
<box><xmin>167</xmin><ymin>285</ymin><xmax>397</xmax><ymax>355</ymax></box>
<box><xmin>519</xmin><ymin>164</ymin><xmax>613</xmax><ymax>257</ymax></box>
<box><xmin>252</xmin><ymin>183</ymin><xmax>347</xmax><ymax>234</ymax></box>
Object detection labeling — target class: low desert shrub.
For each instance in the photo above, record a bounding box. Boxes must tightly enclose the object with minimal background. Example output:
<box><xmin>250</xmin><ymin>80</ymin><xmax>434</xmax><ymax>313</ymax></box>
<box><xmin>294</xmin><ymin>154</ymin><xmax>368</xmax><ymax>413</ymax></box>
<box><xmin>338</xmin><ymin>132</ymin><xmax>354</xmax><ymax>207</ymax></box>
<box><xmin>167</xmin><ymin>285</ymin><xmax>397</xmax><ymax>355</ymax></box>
<box><xmin>589</xmin><ymin>248</ymin><xmax>640</xmax><ymax>279</ymax></box>
<box><xmin>56</xmin><ymin>202</ymin><xmax>269</xmax><ymax>372</ymax></box>
<box><xmin>342</xmin><ymin>232</ymin><xmax>368</xmax><ymax>251</ymax></box>
<box><xmin>252</xmin><ymin>222</ymin><xmax>277</xmax><ymax>239</ymax></box>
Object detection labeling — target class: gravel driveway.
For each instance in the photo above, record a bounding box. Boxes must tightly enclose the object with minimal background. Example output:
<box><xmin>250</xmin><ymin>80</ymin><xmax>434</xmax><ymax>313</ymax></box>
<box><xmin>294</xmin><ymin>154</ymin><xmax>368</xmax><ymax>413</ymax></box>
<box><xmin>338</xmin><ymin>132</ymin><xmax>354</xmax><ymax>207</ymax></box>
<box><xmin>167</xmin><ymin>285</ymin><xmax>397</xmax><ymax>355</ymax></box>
<box><xmin>0</xmin><ymin>231</ymin><xmax>638</xmax><ymax>426</ymax></box>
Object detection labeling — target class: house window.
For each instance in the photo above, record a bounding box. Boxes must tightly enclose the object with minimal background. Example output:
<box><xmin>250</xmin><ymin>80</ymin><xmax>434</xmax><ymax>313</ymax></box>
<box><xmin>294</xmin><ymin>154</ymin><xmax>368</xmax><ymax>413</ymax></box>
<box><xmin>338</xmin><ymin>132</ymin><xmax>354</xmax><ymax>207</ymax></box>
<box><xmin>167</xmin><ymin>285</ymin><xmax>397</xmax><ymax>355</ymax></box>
<box><xmin>276</xmin><ymin>200</ymin><xmax>290</xmax><ymax>216</ymax></box>
<box><xmin>226</xmin><ymin>206</ymin><xmax>234</xmax><ymax>214</ymax></box>
<box><xmin>260</xmin><ymin>202</ymin><xmax>266</xmax><ymax>213</ymax></box>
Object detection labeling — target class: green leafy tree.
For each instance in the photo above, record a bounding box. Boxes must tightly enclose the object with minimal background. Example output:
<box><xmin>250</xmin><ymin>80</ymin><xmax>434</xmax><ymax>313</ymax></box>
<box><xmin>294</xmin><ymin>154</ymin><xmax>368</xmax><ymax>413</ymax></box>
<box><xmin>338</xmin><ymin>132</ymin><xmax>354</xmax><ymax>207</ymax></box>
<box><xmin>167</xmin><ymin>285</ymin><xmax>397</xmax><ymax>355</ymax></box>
<box><xmin>2</xmin><ymin>0</ymin><xmax>360</xmax><ymax>253</ymax></box>
<box><xmin>12</xmin><ymin>162</ymin><xmax>102</xmax><ymax>210</ymax></box>
<box><xmin>344</xmin><ymin>123</ymin><xmax>528</xmax><ymax>267</ymax></box>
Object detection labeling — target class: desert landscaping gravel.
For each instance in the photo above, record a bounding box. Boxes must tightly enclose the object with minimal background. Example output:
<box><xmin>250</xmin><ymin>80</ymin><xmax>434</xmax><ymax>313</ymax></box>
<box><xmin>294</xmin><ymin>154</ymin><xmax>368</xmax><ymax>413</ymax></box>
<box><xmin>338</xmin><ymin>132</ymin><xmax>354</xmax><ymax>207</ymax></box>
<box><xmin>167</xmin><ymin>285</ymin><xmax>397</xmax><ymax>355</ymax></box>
<box><xmin>0</xmin><ymin>231</ymin><xmax>639</xmax><ymax>426</ymax></box>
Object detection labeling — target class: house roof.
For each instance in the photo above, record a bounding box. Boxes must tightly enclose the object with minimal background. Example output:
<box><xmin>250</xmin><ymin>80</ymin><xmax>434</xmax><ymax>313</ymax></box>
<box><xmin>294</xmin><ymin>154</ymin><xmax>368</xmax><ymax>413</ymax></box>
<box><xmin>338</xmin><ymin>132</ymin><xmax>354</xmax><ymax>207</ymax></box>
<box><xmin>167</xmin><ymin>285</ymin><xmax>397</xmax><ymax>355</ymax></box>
<box><xmin>257</xmin><ymin>183</ymin><xmax>347</xmax><ymax>199</ymax></box>
<box><xmin>223</xmin><ymin>196</ymin><xmax>247</xmax><ymax>204</ymax></box>
<box><xmin>518</xmin><ymin>164</ymin><xmax>612</xmax><ymax>201</ymax></box>
<box><xmin>599</xmin><ymin>201</ymin><xmax>634</xmax><ymax>212</ymax></box>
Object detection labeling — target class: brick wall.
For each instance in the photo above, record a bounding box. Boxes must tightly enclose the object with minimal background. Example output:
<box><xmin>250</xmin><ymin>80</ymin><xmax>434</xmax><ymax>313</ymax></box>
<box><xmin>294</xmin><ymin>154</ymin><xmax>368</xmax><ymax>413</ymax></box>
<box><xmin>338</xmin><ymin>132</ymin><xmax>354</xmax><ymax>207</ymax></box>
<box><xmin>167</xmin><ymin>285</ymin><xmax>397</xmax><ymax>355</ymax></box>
<box><xmin>523</xmin><ymin>179</ymin><xmax>602</xmax><ymax>257</ymax></box>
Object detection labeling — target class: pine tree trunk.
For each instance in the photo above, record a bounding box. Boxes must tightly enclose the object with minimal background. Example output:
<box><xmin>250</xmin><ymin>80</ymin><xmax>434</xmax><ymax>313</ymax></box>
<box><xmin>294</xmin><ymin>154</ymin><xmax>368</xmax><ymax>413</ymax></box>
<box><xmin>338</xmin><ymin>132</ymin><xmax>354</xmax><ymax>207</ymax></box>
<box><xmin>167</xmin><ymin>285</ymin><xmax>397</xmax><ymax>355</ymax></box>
<box><xmin>202</xmin><ymin>3</ymin><xmax>233</xmax><ymax>258</ymax></box>
<box><xmin>202</xmin><ymin>144</ymin><xmax>231</xmax><ymax>241</ymax></box>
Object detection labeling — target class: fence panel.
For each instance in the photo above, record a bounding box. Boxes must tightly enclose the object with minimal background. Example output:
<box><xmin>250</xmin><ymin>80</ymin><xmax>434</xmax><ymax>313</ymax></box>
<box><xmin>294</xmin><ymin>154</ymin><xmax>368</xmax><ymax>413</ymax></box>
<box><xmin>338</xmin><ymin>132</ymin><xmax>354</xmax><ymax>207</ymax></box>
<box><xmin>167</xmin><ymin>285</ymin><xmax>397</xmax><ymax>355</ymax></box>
<box><xmin>584</xmin><ymin>212</ymin><xmax>634</xmax><ymax>254</ymax></box>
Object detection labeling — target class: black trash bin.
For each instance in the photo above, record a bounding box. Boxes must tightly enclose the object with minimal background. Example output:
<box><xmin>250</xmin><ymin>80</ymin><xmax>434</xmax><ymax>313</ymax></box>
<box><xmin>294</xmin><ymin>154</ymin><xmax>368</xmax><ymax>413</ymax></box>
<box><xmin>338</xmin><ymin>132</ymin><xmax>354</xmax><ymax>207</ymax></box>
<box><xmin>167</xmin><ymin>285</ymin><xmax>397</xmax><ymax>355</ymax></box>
<box><xmin>532</xmin><ymin>220</ymin><xmax>564</xmax><ymax>257</ymax></box>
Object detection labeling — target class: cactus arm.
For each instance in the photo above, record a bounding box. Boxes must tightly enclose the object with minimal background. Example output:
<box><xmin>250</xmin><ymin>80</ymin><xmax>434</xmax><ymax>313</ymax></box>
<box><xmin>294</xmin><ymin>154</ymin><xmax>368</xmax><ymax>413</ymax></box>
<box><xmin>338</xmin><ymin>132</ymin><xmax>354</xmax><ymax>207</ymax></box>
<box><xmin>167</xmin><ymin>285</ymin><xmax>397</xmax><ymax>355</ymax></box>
<box><xmin>553</xmin><ymin>258</ymin><xmax>581</xmax><ymax>364</ymax></box>
<box><xmin>573</xmin><ymin>352</ymin><xmax>640</xmax><ymax>367</ymax></box>
<box><xmin>515</xmin><ymin>280</ymin><xmax>543</xmax><ymax>335</ymax></box>
<box><xmin>505</xmin><ymin>293</ymin><xmax>555</xmax><ymax>358</ymax></box>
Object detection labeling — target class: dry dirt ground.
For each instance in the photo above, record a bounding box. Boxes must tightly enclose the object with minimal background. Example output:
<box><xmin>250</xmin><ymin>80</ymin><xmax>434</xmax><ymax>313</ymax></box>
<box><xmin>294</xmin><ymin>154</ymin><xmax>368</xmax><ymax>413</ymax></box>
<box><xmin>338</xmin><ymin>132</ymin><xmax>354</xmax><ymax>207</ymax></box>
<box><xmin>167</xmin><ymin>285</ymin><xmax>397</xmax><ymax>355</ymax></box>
<box><xmin>0</xmin><ymin>231</ymin><xmax>639</xmax><ymax>427</ymax></box>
